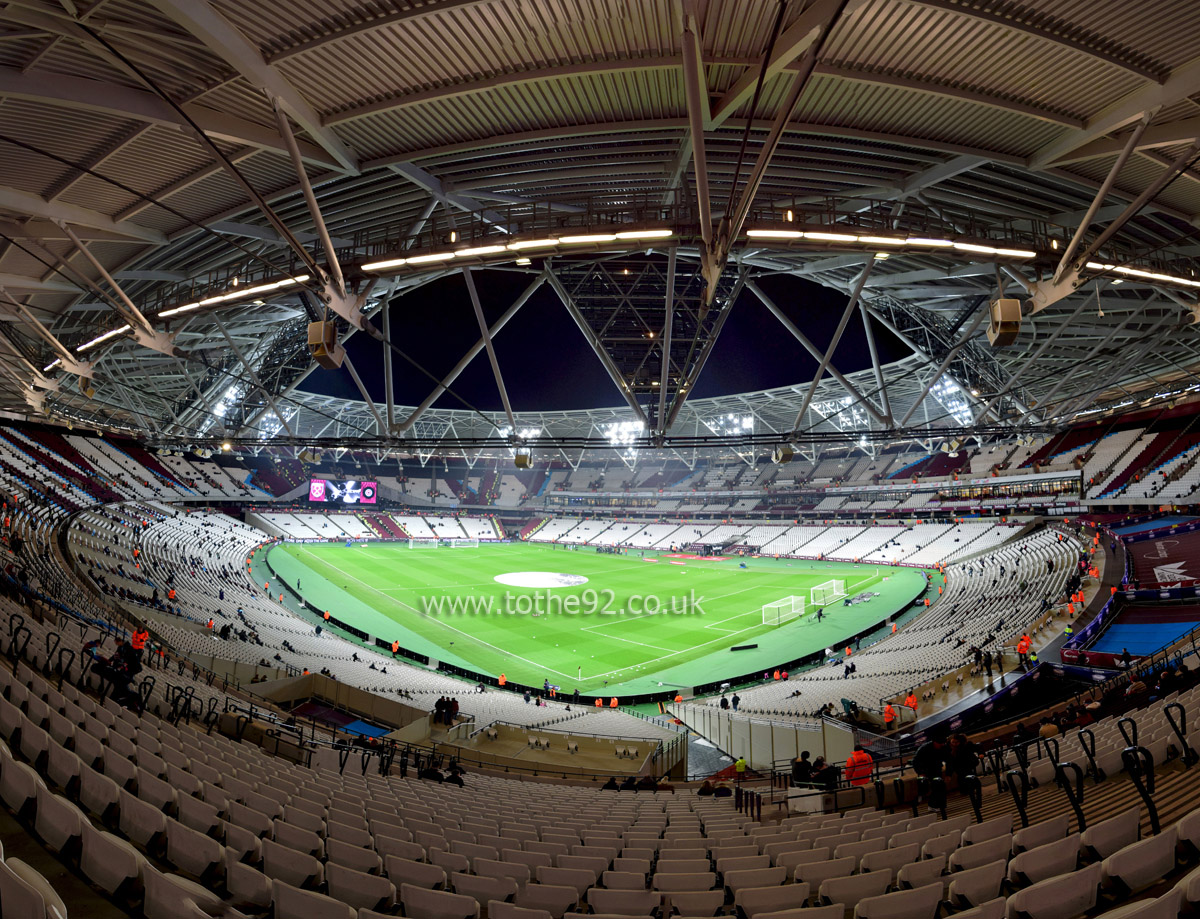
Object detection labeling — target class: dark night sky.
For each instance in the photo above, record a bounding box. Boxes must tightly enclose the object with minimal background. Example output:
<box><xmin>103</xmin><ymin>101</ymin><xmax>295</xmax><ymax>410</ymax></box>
<box><xmin>301</xmin><ymin>263</ymin><xmax>910</xmax><ymax>412</ymax></box>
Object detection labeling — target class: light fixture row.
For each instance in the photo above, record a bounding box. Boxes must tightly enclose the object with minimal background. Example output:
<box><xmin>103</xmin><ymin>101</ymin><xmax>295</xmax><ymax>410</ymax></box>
<box><xmin>361</xmin><ymin>229</ymin><xmax>674</xmax><ymax>271</ymax></box>
<box><xmin>48</xmin><ymin>274</ymin><xmax>314</xmax><ymax>370</ymax></box>
<box><xmin>746</xmin><ymin>228</ymin><xmax>1037</xmax><ymax>259</ymax></box>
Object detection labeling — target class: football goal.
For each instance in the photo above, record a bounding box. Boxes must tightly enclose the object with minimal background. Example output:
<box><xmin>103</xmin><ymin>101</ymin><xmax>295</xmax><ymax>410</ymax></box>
<box><xmin>407</xmin><ymin>537</ymin><xmax>439</xmax><ymax>548</ymax></box>
<box><xmin>811</xmin><ymin>579</ymin><xmax>846</xmax><ymax>605</ymax></box>
<box><xmin>440</xmin><ymin>538</ymin><xmax>480</xmax><ymax>548</ymax></box>
<box><xmin>763</xmin><ymin>595</ymin><xmax>806</xmax><ymax>626</ymax></box>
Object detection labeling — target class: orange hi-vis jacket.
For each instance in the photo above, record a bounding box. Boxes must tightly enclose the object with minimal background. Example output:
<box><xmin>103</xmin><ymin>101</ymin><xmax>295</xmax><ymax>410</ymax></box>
<box><xmin>883</xmin><ymin>703</ymin><xmax>896</xmax><ymax>724</ymax></box>
<box><xmin>904</xmin><ymin>693</ymin><xmax>918</xmax><ymax>710</ymax></box>
<box><xmin>130</xmin><ymin>629</ymin><xmax>148</xmax><ymax>650</ymax></box>
<box><xmin>845</xmin><ymin>749</ymin><xmax>873</xmax><ymax>785</ymax></box>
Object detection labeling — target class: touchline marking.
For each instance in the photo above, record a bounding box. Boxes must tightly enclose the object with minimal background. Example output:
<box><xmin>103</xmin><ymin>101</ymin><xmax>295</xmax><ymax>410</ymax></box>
<box><xmin>579</xmin><ymin>626</ymin><xmax>676</xmax><ymax>653</ymax></box>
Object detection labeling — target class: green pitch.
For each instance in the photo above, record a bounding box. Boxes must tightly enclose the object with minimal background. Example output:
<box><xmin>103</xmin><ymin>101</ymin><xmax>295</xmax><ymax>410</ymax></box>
<box><xmin>266</xmin><ymin>542</ymin><xmax>930</xmax><ymax>692</ymax></box>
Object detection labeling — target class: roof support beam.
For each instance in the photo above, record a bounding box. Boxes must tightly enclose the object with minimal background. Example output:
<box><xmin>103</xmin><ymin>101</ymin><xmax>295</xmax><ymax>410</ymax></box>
<box><xmin>546</xmin><ymin>271</ymin><xmax>648</xmax><ymax>426</ymax></box>
<box><xmin>462</xmin><ymin>267</ymin><xmax>516</xmax><ymax>432</ymax></box>
<box><xmin>341</xmin><ymin>354</ymin><xmax>387</xmax><ymax>436</ymax></box>
<box><xmin>212</xmin><ymin>313</ymin><xmax>294</xmax><ymax>437</ymax></box>
<box><xmin>58</xmin><ymin>222</ymin><xmax>176</xmax><ymax>356</ymax></box>
<box><xmin>0</xmin><ymin>65</ymin><xmax>338</xmax><ymax>170</ymax></box>
<box><xmin>663</xmin><ymin>272</ymin><xmax>747</xmax><ymax>432</ymax></box>
<box><xmin>745</xmin><ymin>278</ymin><xmax>889</xmax><ymax>426</ymax></box>
<box><xmin>657</xmin><ymin>247</ymin><xmax>677</xmax><ymax>434</ymax></box>
<box><xmin>0</xmin><ymin>185</ymin><xmax>163</xmax><ymax>244</ymax></box>
<box><xmin>1056</xmin><ymin>115</ymin><xmax>1200</xmax><ymax>165</ymax></box>
<box><xmin>1032</xmin><ymin>53</ymin><xmax>1200</xmax><ymax>168</ymax></box>
<box><xmin>793</xmin><ymin>255</ymin><xmax>873</xmax><ymax>429</ymax></box>
<box><xmin>146</xmin><ymin>0</ymin><xmax>359</xmax><ymax>174</ymax></box>
<box><xmin>0</xmin><ymin>290</ymin><xmax>93</xmax><ymax>379</ymax></box>
<box><xmin>386</xmin><ymin>163</ymin><xmax>510</xmax><ymax>231</ymax></box>
<box><xmin>274</xmin><ymin>99</ymin><xmax>345</xmax><ymax>296</ymax></box>
<box><xmin>679</xmin><ymin>0</ymin><xmax>713</xmax><ymax>249</ymax></box>
<box><xmin>1053</xmin><ymin>112</ymin><xmax>1152</xmax><ymax>285</ymax></box>
<box><xmin>710</xmin><ymin>0</ymin><xmax>850</xmax><ymax>128</ymax></box>
<box><xmin>398</xmin><ymin>272</ymin><xmax>545</xmax><ymax>432</ymax></box>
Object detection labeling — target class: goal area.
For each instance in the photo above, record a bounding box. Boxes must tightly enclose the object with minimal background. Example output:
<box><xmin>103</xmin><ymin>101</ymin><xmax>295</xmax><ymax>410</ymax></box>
<box><xmin>762</xmin><ymin>595</ymin><xmax>805</xmax><ymax>626</ymax></box>
<box><xmin>811</xmin><ymin>579</ymin><xmax>846</xmax><ymax>605</ymax></box>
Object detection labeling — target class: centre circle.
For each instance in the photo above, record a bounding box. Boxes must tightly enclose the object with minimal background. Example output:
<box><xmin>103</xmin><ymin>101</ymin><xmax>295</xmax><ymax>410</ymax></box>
<box><xmin>493</xmin><ymin>571</ymin><xmax>589</xmax><ymax>588</ymax></box>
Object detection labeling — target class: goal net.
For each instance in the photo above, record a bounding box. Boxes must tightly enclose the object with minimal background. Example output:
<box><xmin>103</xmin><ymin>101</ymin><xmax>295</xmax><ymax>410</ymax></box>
<box><xmin>763</xmin><ymin>595</ymin><xmax>805</xmax><ymax>626</ymax></box>
<box><xmin>408</xmin><ymin>537</ymin><xmax>439</xmax><ymax>548</ymax></box>
<box><xmin>440</xmin><ymin>538</ymin><xmax>480</xmax><ymax>548</ymax></box>
<box><xmin>811</xmin><ymin>579</ymin><xmax>846</xmax><ymax>605</ymax></box>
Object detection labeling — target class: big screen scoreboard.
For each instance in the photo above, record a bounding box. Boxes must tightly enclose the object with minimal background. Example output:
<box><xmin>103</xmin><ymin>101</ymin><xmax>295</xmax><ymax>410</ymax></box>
<box><xmin>308</xmin><ymin>479</ymin><xmax>377</xmax><ymax>504</ymax></box>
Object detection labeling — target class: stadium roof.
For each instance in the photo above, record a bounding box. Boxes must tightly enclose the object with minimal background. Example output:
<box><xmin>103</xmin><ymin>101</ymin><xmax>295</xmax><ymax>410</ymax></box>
<box><xmin>2</xmin><ymin>0</ymin><xmax>1200</xmax><ymax>457</ymax></box>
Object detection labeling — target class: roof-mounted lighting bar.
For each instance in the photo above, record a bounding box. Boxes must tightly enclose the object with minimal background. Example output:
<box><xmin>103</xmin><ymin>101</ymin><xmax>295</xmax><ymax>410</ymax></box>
<box><xmin>77</xmin><ymin>324</ymin><xmax>131</xmax><ymax>353</ymax></box>
<box><xmin>1086</xmin><ymin>261</ymin><xmax>1200</xmax><ymax>289</ymax></box>
<box><xmin>157</xmin><ymin>274</ymin><xmax>311</xmax><ymax>318</ymax></box>
<box><xmin>361</xmin><ymin>228</ymin><xmax>675</xmax><ymax>272</ymax></box>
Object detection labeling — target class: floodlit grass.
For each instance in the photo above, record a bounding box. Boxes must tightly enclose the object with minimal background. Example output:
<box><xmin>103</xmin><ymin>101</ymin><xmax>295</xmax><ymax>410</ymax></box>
<box><xmin>275</xmin><ymin>541</ymin><xmax>921</xmax><ymax>689</ymax></box>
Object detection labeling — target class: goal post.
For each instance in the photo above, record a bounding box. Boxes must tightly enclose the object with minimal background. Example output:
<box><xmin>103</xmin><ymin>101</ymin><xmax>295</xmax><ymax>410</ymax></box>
<box><xmin>763</xmin><ymin>595</ymin><xmax>805</xmax><ymax>626</ymax></box>
<box><xmin>441</xmin><ymin>538</ymin><xmax>479</xmax><ymax>548</ymax></box>
<box><xmin>407</xmin><ymin>537</ymin><xmax>439</xmax><ymax>548</ymax></box>
<box><xmin>811</xmin><ymin>579</ymin><xmax>846</xmax><ymax>605</ymax></box>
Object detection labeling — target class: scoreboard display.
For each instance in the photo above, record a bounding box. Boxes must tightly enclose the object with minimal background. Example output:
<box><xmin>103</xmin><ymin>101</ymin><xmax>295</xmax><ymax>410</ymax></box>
<box><xmin>308</xmin><ymin>479</ymin><xmax>377</xmax><ymax>504</ymax></box>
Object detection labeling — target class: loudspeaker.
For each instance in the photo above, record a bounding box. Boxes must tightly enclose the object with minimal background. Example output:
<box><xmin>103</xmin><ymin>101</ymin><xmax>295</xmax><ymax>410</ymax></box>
<box><xmin>772</xmin><ymin>445</ymin><xmax>795</xmax><ymax>464</ymax></box>
<box><xmin>987</xmin><ymin>298</ymin><xmax>1021</xmax><ymax>347</ymax></box>
<box><xmin>307</xmin><ymin>321</ymin><xmax>345</xmax><ymax>369</ymax></box>
<box><xmin>514</xmin><ymin>450</ymin><xmax>532</xmax><ymax>469</ymax></box>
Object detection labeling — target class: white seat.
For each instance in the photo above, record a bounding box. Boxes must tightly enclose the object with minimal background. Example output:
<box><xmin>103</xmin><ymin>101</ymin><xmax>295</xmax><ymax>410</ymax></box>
<box><xmin>1009</xmin><ymin>835</ymin><xmax>1080</xmax><ymax>887</ymax></box>
<box><xmin>601</xmin><ymin>870</ymin><xmax>646</xmax><ymax>890</ymax></box>
<box><xmin>1093</xmin><ymin>889</ymin><xmax>1183</xmax><ymax>919</ymax></box>
<box><xmin>272</xmin><ymin>878</ymin><xmax>355</xmax><ymax>919</ymax></box>
<box><xmin>855</xmin><ymin>881</ymin><xmax>944</xmax><ymax>919</ymax></box>
<box><xmin>515</xmin><ymin>883</ymin><xmax>582</xmax><ymax>919</ymax></box>
<box><xmin>143</xmin><ymin>863</ymin><xmax>232</xmax><ymax>919</ymax></box>
<box><xmin>404</xmin><ymin>881</ymin><xmax>484</xmax><ymax>919</ymax></box>
<box><xmin>34</xmin><ymin>784</ymin><xmax>85</xmax><ymax>855</ymax></box>
<box><xmin>948</xmin><ymin>860</ymin><xmax>1006</xmax><ymax>908</ymax></box>
<box><xmin>377</xmin><ymin>834</ymin><xmax>427</xmax><ymax>862</ymax></box>
<box><xmin>953</xmin><ymin>898</ymin><xmax>1007</xmax><ymax>919</ymax></box>
<box><xmin>453</xmin><ymin>871</ymin><xmax>519</xmax><ymax>909</ymax></box>
<box><xmin>489</xmin><ymin>902</ymin><xmax>554</xmax><ymax>919</ymax></box>
<box><xmin>0</xmin><ymin>857</ymin><xmax>68</xmax><ymax>919</ymax></box>
<box><xmin>652</xmin><ymin>871</ymin><xmax>717</xmax><ymax>892</ymax></box>
<box><xmin>176</xmin><ymin>795</ymin><xmax>220</xmax><ymax>836</ymax></box>
<box><xmin>326</xmin><ymin>861</ymin><xmax>397</xmax><ymax>912</ymax></box>
<box><xmin>118</xmin><ymin>788</ymin><xmax>167</xmax><ymax>849</ymax></box>
<box><xmin>735</xmin><ymin>882</ymin><xmax>812</xmax><ymax>917</ymax></box>
<box><xmin>1005</xmin><ymin>862</ymin><xmax>1102</xmax><ymax>919</ymax></box>
<box><xmin>949</xmin><ymin>835</ymin><xmax>1011</xmax><ymax>872</ymax></box>
<box><xmin>588</xmin><ymin>888</ymin><xmax>660</xmax><ymax>915</ymax></box>
<box><xmin>794</xmin><ymin>857</ymin><xmax>855</xmax><ymax>889</ymax></box>
<box><xmin>79</xmin><ymin>766</ymin><xmax>120</xmax><ymax>820</ymax></box>
<box><xmin>897</xmin><ymin>856</ymin><xmax>945</xmax><ymax>891</ymax></box>
<box><xmin>536</xmin><ymin>866</ymin><xmax>595</xmax><ymax>898</ymax></box>
<box><xmin>0</xmin><ymin>749</ymin><xmax>43</xmax><ymax>815</ymax></box>
<box><xmin>1081</xmin><ymin>810</ymin><xmax>1140</xmax><ymax>861</ymax></box>
<box><xmin>386</xmin><ymin>856</ymin><xmax>448</xmax><ymax>890</ymax></box>
<box><xmin>165</xmin><ymin>818</ymin><xmax>222</xmax><ymax>880</ymax></box>
<box><xmin>758</xmin><ymin>906</ymin><xmax>843</xmax><ymax>919</ymax></box>
<box><xmin>1013</xmin><ymin>815</ymin><xmax>1070</xmax><ymax>855</ymax></box>
<box><xmin>327</xmin><ymin>836</ymin><xmax>383</xmax><ymax>874</ymax></box>
<box><xmin>81</xmin><ymin>821</ymin><xmax>147</xmax><ymax>897</ymax></box>
<box><xmin>263</xmin><ymin>836</ymin><xmax>323</xmax><ymax>888</ymax></box>
<box><xmin>820</xmin><ymin>868</ymin><xmax>891</xmax><ymax>910</ymax></box>
<box><xmin>861</xmin><ymin>844</ymin><xmax>920</xmax><ymax>883</ymax></box>
<box><xmin>225</xmin><ymin>851</ymin><xmax>273</xmax><ymax>909</ymax></box>
<box><xmin>1102</xmin><ymin>828</ymin><xmax>1178</xmax><ymax>895</ymax></box>
<box><xmin>665</xmin><ymin>888</ymin><xmax>727</xmax><ymax>916</ymax></box>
